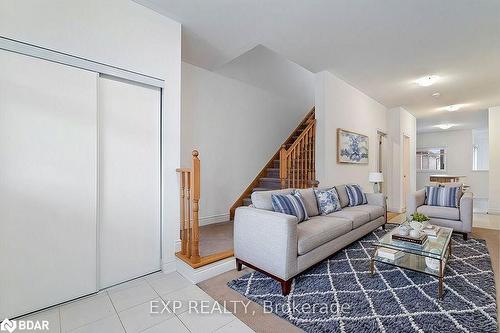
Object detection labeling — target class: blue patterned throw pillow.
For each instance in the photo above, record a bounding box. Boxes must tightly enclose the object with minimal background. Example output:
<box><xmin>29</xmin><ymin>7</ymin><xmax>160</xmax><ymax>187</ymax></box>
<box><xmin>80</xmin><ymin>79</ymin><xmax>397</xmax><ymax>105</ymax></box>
<box><xmin>425</xmin><ymin>186</ymin><xmax>461</xmax><ymax>208</ymax></box>
<box><xmin>271</xmin><ymin>192</ymin><xmax>309</xmax><ymax>223</ymax></box>
<box><xmin>313</xmin><ymin>187</ymin><xmax>342</xmax><ymax>215</ymax></box>
<box><xmin>345</xmin><ymin>184</ymin><xmax>367</xmax><ymax>207</ymax></box>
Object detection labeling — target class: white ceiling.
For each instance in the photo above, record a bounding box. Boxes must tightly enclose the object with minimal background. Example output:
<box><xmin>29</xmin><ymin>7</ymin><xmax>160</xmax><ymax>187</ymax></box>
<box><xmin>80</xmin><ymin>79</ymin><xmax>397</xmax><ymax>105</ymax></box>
<box><xmin>137</xmin><ymin>0</ymin><xmax>500</xmax><ymax>121</ymax></box>
<box><xmin>417</xmin><ymin>110</ymin><xmax>488</xmax><ymax>133</ymax></box>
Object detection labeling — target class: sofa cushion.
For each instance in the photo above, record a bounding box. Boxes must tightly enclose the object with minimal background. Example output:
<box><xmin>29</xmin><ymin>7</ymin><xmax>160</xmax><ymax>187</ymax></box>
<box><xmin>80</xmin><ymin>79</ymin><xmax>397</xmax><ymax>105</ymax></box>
<box><xmin>335</xmin><ymin>185</ymin><xmax>350</xmax><ymax>208</ymax></box>
<box><xmin>417</xmin><ymin>205</ymin><xmax>460</xmax><ymax>221</ymax></box>
<box><xmin>346</xmin><ymin>184</ymin><xmax>368</xmax><ymax>206</ymax></box>
<box><xmin>296</xmin><ymin>188</ymin><xmax>319</xmax><ymax>217</ymax></box>
<box><xmin>343</xmin><ymin>205</ymin><xmax>385</xmax><ymax>220</ymax></box>
<box><xmin>314</xmin><ymin>187</ymin><xmax>342</xmax><ymax>215</ymax></box>
<box><xmin>297</xmin><ymin>216</ymin><xmax>352</xmax><ymax>255</ymax></box>
<box><xmin>251</xmin><ymin>188</ymin><xmax>294</xmax><ymax>211</ymax></box>
<box><xmin>271</xmin><ymin>192</ymin><xmax>309</xmax><ymax>223</ymax></box>
<box><xmin>328</xmin><ymin>210</ymin><xmax>371</xmax><ymax>229</ymax></box>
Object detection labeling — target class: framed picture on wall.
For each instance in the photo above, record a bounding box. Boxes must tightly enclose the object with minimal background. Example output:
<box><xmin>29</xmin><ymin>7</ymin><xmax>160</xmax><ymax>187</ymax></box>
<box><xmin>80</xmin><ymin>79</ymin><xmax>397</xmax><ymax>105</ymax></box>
<box><xmin>337</xmin><ymin>128</ymin><xmax>369</xmax><ymax>164</ymax></box>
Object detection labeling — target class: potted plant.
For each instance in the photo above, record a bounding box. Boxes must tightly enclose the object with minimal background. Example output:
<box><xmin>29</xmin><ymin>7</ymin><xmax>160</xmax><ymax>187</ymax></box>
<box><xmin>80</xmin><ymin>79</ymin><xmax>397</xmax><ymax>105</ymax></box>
<box><xmin>409</xmin><ymin>212</ymin><xmax>430</xmax><ymax>238</ymax></box>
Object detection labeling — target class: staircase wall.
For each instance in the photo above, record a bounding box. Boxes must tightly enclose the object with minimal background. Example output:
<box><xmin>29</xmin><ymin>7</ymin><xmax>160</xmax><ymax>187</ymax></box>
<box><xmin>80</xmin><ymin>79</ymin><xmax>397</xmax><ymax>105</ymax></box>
<box><xmin>181</xmin><ymin>62</ymin><xmax>312</xmax><ymax>224</ymax></box>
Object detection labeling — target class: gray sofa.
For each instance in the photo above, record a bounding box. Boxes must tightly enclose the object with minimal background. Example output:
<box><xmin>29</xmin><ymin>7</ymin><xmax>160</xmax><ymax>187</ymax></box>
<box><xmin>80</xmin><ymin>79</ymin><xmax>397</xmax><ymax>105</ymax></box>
<box><xmin>408</xmin><ymin>189</ymin><xmax>473</xmax><ymax>239</ymax></box>
<box><xmin>234</xmin><ymin>185</ymin><xmax>386</xmax><ymax>295</ymax></box>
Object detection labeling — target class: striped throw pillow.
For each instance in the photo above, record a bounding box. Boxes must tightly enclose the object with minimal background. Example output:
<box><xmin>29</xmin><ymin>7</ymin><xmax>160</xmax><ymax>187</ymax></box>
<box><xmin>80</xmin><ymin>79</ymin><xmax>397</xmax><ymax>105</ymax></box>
<box><xmin>425</xmin><ymin>186</ymin><xmax>461</xmax><ymax>208</ymax></box>
<box><xmin>313</xmin><ymin>187</ymin><xmax>342</xmax><ymax>215</ymax></box>
<box><xmin>345</xmin><ymin>184</ymin><xmax>368</xmax><ymax>207</ymax></box>
<box><xmin>271</xmin><ymin>192</ymin><xmax>309</xmax><ymax>223</ymax></box>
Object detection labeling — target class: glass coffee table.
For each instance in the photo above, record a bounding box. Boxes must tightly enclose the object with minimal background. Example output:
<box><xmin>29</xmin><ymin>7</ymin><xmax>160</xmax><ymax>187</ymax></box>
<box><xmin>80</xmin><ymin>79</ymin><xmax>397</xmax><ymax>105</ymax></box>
<box><xmin>370</xmin><ymin>226</ymin><xmax>453</xmax><ymax>299</ymax></box>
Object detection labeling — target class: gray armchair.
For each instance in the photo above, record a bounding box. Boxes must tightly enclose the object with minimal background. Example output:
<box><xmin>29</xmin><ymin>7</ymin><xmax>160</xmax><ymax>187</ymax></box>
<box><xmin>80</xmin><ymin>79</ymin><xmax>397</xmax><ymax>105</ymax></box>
<box><xmin>408</xmin><ymin>189</ymin><xmax>473</xmax><ymax>239</ymax></box>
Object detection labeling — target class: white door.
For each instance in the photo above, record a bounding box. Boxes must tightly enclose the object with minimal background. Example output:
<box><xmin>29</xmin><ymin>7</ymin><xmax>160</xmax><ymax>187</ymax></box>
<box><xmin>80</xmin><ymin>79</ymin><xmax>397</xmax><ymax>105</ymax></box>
<box><xmin>98</xmin><ymin>76</ymin><xmax>161</xmax><ymax>288</ymax></box>
<box><xmin>0</xmin><ymin>50</ymin><xmax>98</xmax><ymax>318</ymax></box>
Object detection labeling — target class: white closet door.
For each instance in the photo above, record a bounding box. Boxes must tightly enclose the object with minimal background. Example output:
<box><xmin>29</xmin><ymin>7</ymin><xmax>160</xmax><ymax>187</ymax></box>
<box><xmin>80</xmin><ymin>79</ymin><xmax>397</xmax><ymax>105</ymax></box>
<box><xmin>98</xmin><ymin>76</ymin><xmax>161</xmax><ymax>288</ymax></box>
<box><xmin>0</xmin><ymin>50</ymin><xmax>98</xmax><ymax>318</ymax></box>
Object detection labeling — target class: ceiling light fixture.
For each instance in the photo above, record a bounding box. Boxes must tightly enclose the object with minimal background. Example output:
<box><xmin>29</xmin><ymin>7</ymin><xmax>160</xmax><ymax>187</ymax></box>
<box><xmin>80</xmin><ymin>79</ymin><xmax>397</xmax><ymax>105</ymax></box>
<box><xmin>432</xmin><ymin>92</ymin><xmax>441</xmax><ymax>98</ymax></box>
<box><xmin>444</xmin><ymin>104</ymin><xmax>462</xmax><ymax>112</ymax></box>
<box><xmin>435</xmin><ymin>124</ymin><xmax>455</xmax><ymax>130</ymax></box>
<box><xmin>415</xmin><ymin>75</ymin><xmax>439</xmax><ymax>87</ymax></box>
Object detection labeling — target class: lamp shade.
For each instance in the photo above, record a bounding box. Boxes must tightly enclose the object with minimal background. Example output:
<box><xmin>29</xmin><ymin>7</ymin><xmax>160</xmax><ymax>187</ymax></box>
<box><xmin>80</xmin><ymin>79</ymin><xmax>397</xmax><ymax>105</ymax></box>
<box><xmin>369</xmin><ymin>172</ymin><xmax>384</xmax><ymax>183</ymax></box>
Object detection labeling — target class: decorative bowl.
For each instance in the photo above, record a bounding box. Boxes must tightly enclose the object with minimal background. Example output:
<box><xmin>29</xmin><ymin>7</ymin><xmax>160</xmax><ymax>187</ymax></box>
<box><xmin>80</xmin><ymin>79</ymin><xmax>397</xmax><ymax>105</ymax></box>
<box><xmin>425</xmin><ymin>248</ymin><xmax>441</xmax><ymax>271</ymax></box>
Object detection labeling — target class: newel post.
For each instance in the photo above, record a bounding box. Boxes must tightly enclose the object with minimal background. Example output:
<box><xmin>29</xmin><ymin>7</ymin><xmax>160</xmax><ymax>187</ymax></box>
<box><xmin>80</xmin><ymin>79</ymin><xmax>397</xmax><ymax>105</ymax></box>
<box><xmin>190</xmin><ymin>150</ymin><xmax>201</xmax><ymax>263</ymax></box>
<box><xmin>279</xmin><ymin>145</ymin><xmax>287</xmax><ymax>189</ymax></box>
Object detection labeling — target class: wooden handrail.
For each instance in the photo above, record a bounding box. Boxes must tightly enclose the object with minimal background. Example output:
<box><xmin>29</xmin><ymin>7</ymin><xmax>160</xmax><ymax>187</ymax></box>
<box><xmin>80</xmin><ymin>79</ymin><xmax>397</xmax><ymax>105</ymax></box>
<box><xmin>176</xmin><ymin>150</ymin><xmax>201</xmax><ymax>264</ymax></box>
<box><xmin>279</xmin><ymin>117</ymin><xmax>316</xmax><ymax>189</ymax></box>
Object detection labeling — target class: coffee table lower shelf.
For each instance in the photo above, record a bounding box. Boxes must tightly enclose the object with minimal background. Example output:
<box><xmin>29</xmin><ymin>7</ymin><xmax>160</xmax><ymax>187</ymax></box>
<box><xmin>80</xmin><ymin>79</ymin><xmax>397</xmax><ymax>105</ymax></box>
<box><xmin>370</xmin><ymin>244</ymin><xmax>451</xmax><ymax>299</ymax></box>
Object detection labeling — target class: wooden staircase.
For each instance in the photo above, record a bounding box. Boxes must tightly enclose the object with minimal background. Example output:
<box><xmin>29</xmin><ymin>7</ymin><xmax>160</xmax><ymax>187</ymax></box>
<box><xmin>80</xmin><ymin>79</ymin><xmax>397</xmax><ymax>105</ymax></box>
<box><xmin>230</xmin><ymin>107</ymin><xmax>318</xmax><ymax>219</ymax></box>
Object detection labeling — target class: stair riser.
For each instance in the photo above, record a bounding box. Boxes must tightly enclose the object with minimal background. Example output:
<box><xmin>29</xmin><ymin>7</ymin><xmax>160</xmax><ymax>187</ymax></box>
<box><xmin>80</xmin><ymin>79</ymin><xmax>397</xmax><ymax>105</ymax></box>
<box><xmin>259</xmin><ymin>180</ymin><xmax>281</xmax><ymax>189</ymax></box>
<box><xmin>267</xmin><ymin>169</ymin><xmax>279</xmax><ymax>178</ymax></box>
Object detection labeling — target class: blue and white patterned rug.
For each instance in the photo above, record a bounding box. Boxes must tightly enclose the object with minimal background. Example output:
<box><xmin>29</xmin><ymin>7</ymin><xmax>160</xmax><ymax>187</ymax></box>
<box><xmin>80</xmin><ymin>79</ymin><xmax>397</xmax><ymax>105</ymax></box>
<box><xmin>228</xmin><ymin>225</ymin><xmax>498</xmax><ymax>332</ymax></box>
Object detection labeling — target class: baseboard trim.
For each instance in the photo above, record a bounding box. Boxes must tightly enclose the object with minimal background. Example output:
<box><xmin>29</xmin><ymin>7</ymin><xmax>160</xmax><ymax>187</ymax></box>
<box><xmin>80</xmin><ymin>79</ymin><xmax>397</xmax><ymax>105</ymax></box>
<box><xmin>199</xmin><ymin>213</ymin><xmax>231</xmax><ymax>226</ymax></box>
<box><xmin>487</xmin><ymin>208</ymin><xmax>500</xmax><ymax>215</ymax></box>
<box><xmin>176</xmin><ymin>256</ymin><xmax>235</xmax><ymax>283</ymax></box>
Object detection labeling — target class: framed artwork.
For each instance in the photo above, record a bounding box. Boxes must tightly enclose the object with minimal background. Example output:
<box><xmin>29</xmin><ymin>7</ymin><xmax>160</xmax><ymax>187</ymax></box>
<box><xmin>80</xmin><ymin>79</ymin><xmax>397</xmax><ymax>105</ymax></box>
<box><xmin>337</xmin><ymin>128</ymin><xmax>369</xmax><ymax>164</ymax></box>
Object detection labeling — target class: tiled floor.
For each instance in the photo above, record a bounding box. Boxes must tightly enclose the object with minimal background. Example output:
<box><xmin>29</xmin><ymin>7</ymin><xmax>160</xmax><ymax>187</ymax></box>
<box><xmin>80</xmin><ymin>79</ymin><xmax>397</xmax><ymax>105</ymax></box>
<box><xmin>18</xmin><ymin>272</ymin><xmax>254</xmax><ymax>333</ymax></box>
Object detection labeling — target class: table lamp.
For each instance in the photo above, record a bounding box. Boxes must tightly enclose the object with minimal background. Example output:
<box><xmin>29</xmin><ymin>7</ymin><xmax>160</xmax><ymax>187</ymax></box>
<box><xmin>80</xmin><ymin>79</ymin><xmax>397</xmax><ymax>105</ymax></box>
<box><xmin>369</xmin><ymin>172</ymin><xmax>384</xmax><ymax>193</ymax></box>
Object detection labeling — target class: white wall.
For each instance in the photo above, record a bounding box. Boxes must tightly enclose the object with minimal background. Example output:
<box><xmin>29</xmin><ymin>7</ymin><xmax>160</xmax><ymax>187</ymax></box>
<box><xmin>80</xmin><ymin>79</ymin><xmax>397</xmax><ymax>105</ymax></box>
<box><xmin>0</xmin><ymin>0</ymin><xmax>182</xmax><ymax>271</ymax></box>
<box><xmin>315</xmin><ymin>71</ymin><xmax>387</xmax><ymax>192</ymax></box>
<box><xmin>489</xmin><ymin>106</ymin><xmax>500</xmax><ymax>214</ymax></box>
<box><xmin>182</xmin><ymin>62</ymin><xmax>309</xmax><ymax>223</ymax></box>
<box><xmin>386</xmin><ymin>107</ymin><xmax>417</xmax><ymax>213</ymax></box>
<box><xmin>416</xmin><ymin>130</ymin><xmax>489</xmax><ymax>212</ymax></box>
<box><xmin>215</xmin><ymin>45</ymin><xmax>315</xmax><ymax>112</ymax></box>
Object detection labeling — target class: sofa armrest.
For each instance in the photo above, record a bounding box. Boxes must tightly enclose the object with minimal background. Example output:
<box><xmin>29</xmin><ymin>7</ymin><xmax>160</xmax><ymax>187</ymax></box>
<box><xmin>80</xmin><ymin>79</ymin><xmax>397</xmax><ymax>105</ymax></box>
<box><xmin>234</xmin><ymin>206</ymin><xmax>298</xmax><ymax>280</ymax></box>
<box><xmin>408</xmin><ymin>189</ymin><xmax>426</xmax><ymax>216</ymax></box>
<box><xmin>366</xmin><ymin>193</ymin><xmax>385</xmax><ymax>208</ymax></box>
<box><xmin>460</xmin><ymin>192</ymin><xmax>473</xmax><ymax>233</ymax></box>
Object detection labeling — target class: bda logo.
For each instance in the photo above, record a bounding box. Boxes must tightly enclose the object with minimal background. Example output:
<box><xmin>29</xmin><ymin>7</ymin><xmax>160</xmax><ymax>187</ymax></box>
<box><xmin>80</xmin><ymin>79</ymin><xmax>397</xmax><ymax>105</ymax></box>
<box><xmin>0</xmin><ymin>318</ymin><xmax>16</xmax><ymax>333</ymax></box>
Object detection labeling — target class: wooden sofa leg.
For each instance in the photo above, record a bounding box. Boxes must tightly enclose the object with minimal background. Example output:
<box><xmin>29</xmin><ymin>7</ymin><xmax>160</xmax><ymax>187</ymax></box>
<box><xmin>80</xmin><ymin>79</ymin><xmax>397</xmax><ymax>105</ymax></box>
<box><xmin>236</xmin><ymin>258</ymin><xmax>243</xmax><ymax>271</ymax></box>
<box><xmin>381</xmin><ymin>224</ymin><xmax>386</xmax><ymax>230</ymax></box>
<box><xmin>280</xmin><ymin>279</ymin><xmax>292</xmax><ymax>295</ymax></box>
<box><xmin>463</xmin><ymin>233</ymin><xmax>469</xmax><ymax>241</ymax></box>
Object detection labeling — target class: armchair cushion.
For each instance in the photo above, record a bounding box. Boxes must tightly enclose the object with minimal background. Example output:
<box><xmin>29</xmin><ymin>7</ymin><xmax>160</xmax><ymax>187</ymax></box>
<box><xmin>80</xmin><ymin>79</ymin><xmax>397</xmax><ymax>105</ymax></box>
<box><xmin>297</xmin><ymin>216</ymin><xmax>351</xmax><ymax>255</ymax></box>
<box><xmin>417</xmin><ymin>205</ymin><xmax>460</xmax><ymax>221</ymax></box>
<box><xmin>425</xmin><ymin>186</ymin><xmax>462</xmax><ymax>208</ymax></box>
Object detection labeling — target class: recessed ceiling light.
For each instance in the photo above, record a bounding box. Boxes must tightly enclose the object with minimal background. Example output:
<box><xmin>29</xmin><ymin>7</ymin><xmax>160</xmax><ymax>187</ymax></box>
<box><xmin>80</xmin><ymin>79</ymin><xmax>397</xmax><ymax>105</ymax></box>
<box><xmin>415</xmin><ymin>75</ymin><xmax>439</xmax><ymax>87</ymax></box>
<box><xmin>432</xmin><ymin>92</ymin><xmax>441</xmax><ymax>98</ymax></box>
<box><xmin>444</xmin><ymin>104</ymin><xmax>462</xmax><ymax>112</ymax></box>
<box><xmin>435</xmin><ymin>124</ymin><xmax>455</xmax><ymax>130</ymax></box>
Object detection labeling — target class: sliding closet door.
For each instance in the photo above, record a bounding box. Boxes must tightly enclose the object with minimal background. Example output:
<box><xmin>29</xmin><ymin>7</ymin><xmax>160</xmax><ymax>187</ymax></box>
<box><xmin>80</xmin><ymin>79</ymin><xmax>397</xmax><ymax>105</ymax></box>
<box><xmin>98</xmin><ymin>76</ymin><xmax>161</xmax><ymax>288</ymax></box>
<box><xmin>0</xmin><ymin>50</ymin><xmax>98</xmax><ymax>318</ymax></box>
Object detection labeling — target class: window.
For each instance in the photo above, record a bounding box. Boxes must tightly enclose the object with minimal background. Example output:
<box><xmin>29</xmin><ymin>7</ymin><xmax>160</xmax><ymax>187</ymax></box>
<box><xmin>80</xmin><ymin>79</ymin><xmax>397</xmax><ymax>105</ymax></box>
<box><xmin>472</xmin><ymin>129</ymin><xmax>489</xmax><ymax>171</ymax></box>
<box><xmin>416</xmin><ymin>148</ymin><xmax>446</xmax><ymax>171</ymax></box>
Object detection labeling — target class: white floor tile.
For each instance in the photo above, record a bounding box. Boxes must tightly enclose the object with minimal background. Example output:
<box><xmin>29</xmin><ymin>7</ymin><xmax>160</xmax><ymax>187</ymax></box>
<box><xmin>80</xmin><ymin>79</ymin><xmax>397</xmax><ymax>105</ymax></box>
<box><xmin>20</xmin><ymin>307</ymin><xmax>61</xmax><ymax>333</ymax></box>
<box><xmin>140</xmin><ymin>316</ymin><xmax>190</xmax><ymax>333</ymax></box>
<box><xmin>60</xmin><ymin>294</ymin><xmax>116</xmax><ymax>332</ymax></box>
<box><xmin>68</xmin><ymin>315</ymin><xmax>124</xmax><ymax>333</ymax></box>
<box><xmin>214</xmin><ymin>319</ymin><xmax>254</xmax><ymax>333</ymax></box>
<box><xmin>118</xmin><ymin>298</ymin><xmax>174</xmax><ymax>333</ymax></box>
<box><xmin>178</xmin><ymin>308</ymin><xmax>235</xmax><ymax>333</ymax></box>
<box><xmin>147</xmin><ymin>272</ymin><xmax>192</xmax><ymax>295</ymax></box>
<box><xmin>161</xmin><ymin>284</ymin><xmax>216</xmax><ymax>314</ymax></box>
<box><xmin>143</xmin><ymin>271</ymin><xmax>169</xmax><ymax>282</ymax></box>
<box><xmin>109</xmin><ymin>280</ymin><xmax>158</xmax><ymax>312</ymax></box>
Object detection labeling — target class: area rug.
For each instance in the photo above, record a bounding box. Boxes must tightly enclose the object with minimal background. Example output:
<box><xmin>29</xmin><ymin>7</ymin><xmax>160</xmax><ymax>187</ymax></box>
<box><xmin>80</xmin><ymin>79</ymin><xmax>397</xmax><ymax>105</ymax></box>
<box><xmin>228</xmin><ymin>225</ymin><xmax>498</xmax><ymax>332</ymax></box>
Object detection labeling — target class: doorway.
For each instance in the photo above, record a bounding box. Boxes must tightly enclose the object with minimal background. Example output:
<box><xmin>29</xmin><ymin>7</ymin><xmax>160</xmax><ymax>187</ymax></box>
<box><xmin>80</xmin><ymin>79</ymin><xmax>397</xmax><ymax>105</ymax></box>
<box><xmin>403</xmin><ymin>135</ymin><xmax>411</xmax><ymax>212</ymax></box>
<box><xmin>377</xmin><ymin>131</ymin><xmax>387</xmax><ymax>194</ymax></box>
